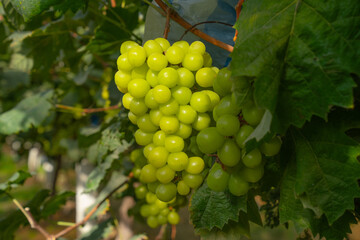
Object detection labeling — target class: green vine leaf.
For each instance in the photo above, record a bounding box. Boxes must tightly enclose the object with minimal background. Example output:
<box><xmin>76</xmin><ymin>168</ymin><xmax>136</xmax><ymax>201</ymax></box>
<box><xmin>190</xmin><ymin>183</ymin><xmax>247</xmax><ymax>231</ymax></box>
<box><xmin>231</xmin><ymin>0</ymin><xmax>360</xmax><ymax>136</ymax></box>
<box><xmin>0</xmin><ymin>170</ymin><xmax>32</xmax><ymax>195</ymax></box>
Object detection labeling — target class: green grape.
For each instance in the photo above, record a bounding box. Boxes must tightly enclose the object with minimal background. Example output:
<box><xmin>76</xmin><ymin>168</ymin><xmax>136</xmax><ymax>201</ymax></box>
<box><xmin>158</xmin><ymin>67</ymin><xmax>179</xmax><ymax>88</ymax></box>
<box><xmin>120</xmin><ymin>40</ymin><xmax>139</xmax><ymax>54</ymax></box>
<box><xmin>196</xmin><ymin>127</ymin><xmax>225</xmax><ymax>154</ymax></box>
<box><xmin>203</xmin><ymin>52</ymin><xmax>212</xmax><ymax>67</ymax></box>
<box><xmin>148</xmin><ymin>146</ymin><xmax>169</xmax><ymax>168</ymax></box>
<box><xmin>135</xmin><ymin>185</ymin><xmax>147</xmax><ymax>199</ymax></box>
<box><xmin>206</xmin><ymin>162</ymin><xmax>229</xmax><ymax>192</ymax></box>
<box><xmin>115</xmin><ymin>70</ymin><xmax>131</xmax><ymax>93</ymax></box>
<box><xmin>156</xmin><ymin>182</ymin><xmax>177</xmax><ymax>202</ymax></box>
<box><xmin>117</xmin><ymin>53</ymin><xmax>133</xmax><ymax>72</ymax></box>
<box><xmin>149</xmin><ymin>204</ymin><xmax>160</xmax><ymax>216</ymax></box>
<box><xmin>147</xmin><ymin>215</ymin><xmax>159</xmax><ymax>228</ymax></box>
<box><xmin>144</xmin><ymin>89</ymin><xmax>159</xmax><ymax>109</ymax></box>
<box><xmin>153</xmin><ymin>85</ymin><xmax>171</xmax><ymax>104</ymax></box>
<box><xmin>177</xmin><ymin>68</ymin><xmax>195</xmax><ymax>88</ymax></box>
<box><xmin>242</xmin><ymin>148</ymin><xmax>262</xmax><ymax>168</ymax></box>
<box><xmin>122</xmin><ymin>93</ymin><xmax>133</xmax><ymax>110</ymax></box>
<box><xmin>203</xmin><ymin>90</ymin><xmax>220</xmax><ymax>110</ymax></box>
<box><xmin>140</xmin><ymin>164</ymin><xmax>157</xmax><ymax>183</ymax></box>
<box><xmin>146</xmin><ymin>69</ymin><xmax>159</xmax><ymax>87</ymax></box>
<box><xmin>212</xmin><ymin>95</ymin><xmax>241</xmax><ymax>121</ymax></box>
<box><xmin>260</xmin><ymin>136</ymin><xmax>282</xmax><ymax>156</ymax></box>
<box><xmin>241</xmin><ymin>165</ymin><xmax>264</xmax><ymax>183</ymax></box>
<box><xmin>218</xmin><ymin>139</ymin><xmax>241</xmax><ymax>167</ymax></box>
<box><xmin>160</xmin><ymin>207</ymin><xmax>170</xmax><ymax>216</ymax></box>
<box><xmin>143</xmin><ymin>143</ymin><xmax>156</xmax><ymax>158</ymax></box>
<box><xmin>228</xmin><ymin>174</ymin><xmax>249</xmax><ymax>196</ymax></box>
<box><xmin>189</xmin><ymin>41</ymin><xmax>206</xmax><ymax>54</ymax></box>
<box><xmin>192</xmin><ymin>112</ymin><xmax>211</xmax><ymax>131</ymax></box>
<box><xmin>164</xmin><ymin>135</ymin><xmax>184</xmax><ymax>153</ymax></box>
<box><xmin>216</xmin><ymin>114</ymin><xmax>240</xmax><ymax>136</ymax></box>
<box><xmin>146</xmin><ymin>192</ymin><xmax>157</xmax><ymax>204</ymax></box>
<box><xmin>134</xmin><ymin>129</ymin><xmax>154</xmax><ymax>146</ymax></box>
<box><xmin>153</xmin><ymin>130</ymin><xmax>166</xmax><ymax>146</ymax></box>
<box><xmin>128</xmin><ymin>46</ymin><xmax>147</xmax><ymax>67</ymax></box>
<box><xmin>165</xmin><ymin>45</ymin><xmax>185</xmax><ymax>64</ymax></box>
<box><xmin>140</xmin><ymin>204</ymin><xmax>151</xmax><ymax>217</ymax></box>
<box><xmin>128</xmin><ymin>79</ymin><xmax>150</xmax><ymax>98</ymax></box>
<box><xmin>159</xmin><ymin>98</ymin><xmax>179</xmax><ymax>115</ymax></box>
<box><xmin>137</xmin><ymin>114</ymin><xmax>158</xmax><ymax>133</ymax></box>
<box><xmin>147</xmin><ymin>52</ymin><xmax>168</xmax><ymax>71</ymax></box>
<box><xmin>195</xmin><ymin>67</ymin><xmax>217</xmax><ymax>88</ymax></box>
<box><xmin>182</xmin><ymin>53</ymin><xmax>204</xmax><ymax>71</ymax></box>
<box><xmin>157</xmin><ymin>214</ymin><xmax>168</xmax><ymax>225</ymax></box>
<box><xmin>167</xmin><ymin>211</ymin><xmax>180</xmax><ymax>225</ymax></box>
<box><xmin>172</xmin><ymin>40</ymin><xmax>189</xmax><ymax>52</ymax></box>
<box><xmin>242</xmin><ymin>102</ymin><xmax>265</xmax><ymax>126</ymax></box>
<box><xmin>177</xmin><ymin>105</ymin><xmax>197</xmax><ymax>124</ymax></box>
<box><xmin>177</xmin><ymin>180</ymin><xmax>190</xmax><ymax>195</ymax></box>
<box><xmin>235</xmin><ymin>125</ymin><xmax>254</xmax><ymax>148</ymax></box>
<box><xmin>143</xmin><ymin>39</ymin><xmax>163</xmax><ymax>56</ymax></box>
<box><xmin>186</xmin><ymin>156</ymin><xmax>205</xmax><ymax>174</ymax></box>
<box><xmin>190</xmin><ymin>91</ymin><xmax>211</xmax><ymax>113</ymax></box>
<box><xmin>128</xmin><ymin>111</ymin><xmax>137</xmax><ymax>125</ymax></box>
<box><xmin>149</xmin><ymin>109</ymin><xmax>163</xmax><ymax>126</ymax></box>
<box><xmin>167</xmin><ymin>152</ymin><xmax>189</xmax><ymax>171</ymax></box>
<box><xmin>147</xmin><ymin>182</ymin><xmax>160</xmax><ymax>193</ymax></box>
<box><xmin>156</xmin><ymin>165</ymin><xmax>175</xmax><ymax>183</ymax></box>
<box><xmin>155</xmin><ymin>37</ymin><xmax>170</xmax><ymax>51</ymax></box>
<box><xmin>155</xmin><ymin>199</ymin><xmax>168</xmax><ymax>209</ymax></box>
<box><xmin>133</xmin><ymin>167</ymin><xmax>141</xmax><ymax>178</ymax></box>
<box><xmin>213</xmin><ymin>67</ymin><xmax>232</xmax><ymax>96</ymax></box>
<box><xmin>159</xmin><ymin>116</ymin><xmax>180</xmax><ymax>134</ymax></box>
<box><xmin>131</xmin><ymin>63</ymin><xmax>149</xmax><ymax>79</ymax></box>
<box><xmin>183</xmin><ymin>172</ymin><xmax>203</xmax><ymax>189</ymax></box>
<box><xmin>171</xmin><ymin>86</ymin><xmax>192</xmax><ymax>105</ymax></box>
<box><xmin>175</xmin><ymin>123</ymin><xmax>192</xmax><ymax>139</ymax></box>
<box><xmin>129</xmin><ymin>98</ymin><xmax>148</xmax><ymax>116</ymax></box>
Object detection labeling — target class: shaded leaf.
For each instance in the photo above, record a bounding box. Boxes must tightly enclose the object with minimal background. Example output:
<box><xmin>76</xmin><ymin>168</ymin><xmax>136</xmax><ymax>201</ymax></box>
<box><xmin>0</xmin><ymin>170</ymin><xmax>32</xmax><ymax>195</ymax></box>
<box><xmin>0</xmin><ymin>69</ymin><xmax>30</xmax><ymax>94</ymax></box>
<box><xmin>79</xmin><ymin>218</ymin><xmax>114</xmax><ymax>240</ymax></box>
<box><xmin>41</xmin><ymin>191</ymin><xmax>75</xmax><ymax>218</ymax></box>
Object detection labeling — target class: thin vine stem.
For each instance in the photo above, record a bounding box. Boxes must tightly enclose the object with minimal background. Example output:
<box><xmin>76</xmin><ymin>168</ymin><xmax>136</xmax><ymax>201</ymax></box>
<box><xmin>179</xmin><ymin>21</ymin><xmax>234</xmax><ymax>40</ymax></box>
<box><xmin>55</xmin><ymin>104</ymin><xmax>120</xmax><ymax>115</ymax></box>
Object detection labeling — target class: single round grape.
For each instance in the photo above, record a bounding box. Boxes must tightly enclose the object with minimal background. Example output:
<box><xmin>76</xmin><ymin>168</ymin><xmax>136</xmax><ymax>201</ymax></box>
<box><xmin>190</xmin><ymin>91</ymin><xmax>211</xmax><ymax>113</ymax></box>
<box><xmin>167</xmin><ymin>211</ymin><xmax>180</xmax><ymax>225</ymax></box>
<box><xmin>182</xmin><ymin>172</ymin><xmax>203</xmax><ymax>189</ymax></box>
<box><xmin>157</xmin><ymin>214</ymin><xmax>168</xmax><ymax>225</ymax></box>
<box><xmin>147</xmin><ymin>215</ymin><xmax>159</xmax><ymax>228</ymax></box>
<box><xmin>149</xmin><ymin>109</ymin><xmax>163</xmax><ymax>126</ymax></box>
<box><xmin>175</xmin><ymin>123</ymin><xmax>192</xmax><ymax>139</ymax></box>
<box><xmin>228</xmin><ymin>174</ymin><xmax>249</xmax><ymax>196</ymax></box>
<box><xmin>177</xmin><ymin>68</ymin><xmax>195</xmax><ymax>88</ymax></box>
<box><xmin>134</xmin><ymin>129</ymin><xmax>153</xmax><ymax>146</ymax></box>
<box><xmin>133</xmin><ymin>167</ymin><xmax>141</xmax><ymax>178</ymax></box>
<box><xmin>146</xmin><ymin>69</ymin><xmax>159</xmax><ymax>87</ymax></box>
<box><xmin>182</xmin><ymin>53</ymin><xmax>204</xmax><ymax>71</ymax></box>
<box><xmin>203</xmin><ymin>52</ymin><xmax>212</xmax><ymax>67</ymax></box>
<box><xmin>159</xmin><ymin>207</ymin><xmax>170</xmax><ymax>216</ymax></box>
<box><xmin>155</xmin><ymin>37</ymin><xmax>170</xmax><ymax>51</ymax></box>
<box><xmin>171</xmin><ymin>86</ymin><xmax>192</xmax><ymax>105</ymax></box>
<box><xmin>145</xmin><ymin>89</ymin><xmax>159</xmax><ymax>109</ymax></box>
<box><xmin>137</xmin><ymin>114</ymin><xmax>158</xmax><ymax>133</ymax></box>
<box><xmin>147</xmin><ymin>53</ymin><xmax>168</xmax><ymax>71</ymax></box>
<box><xmin>156</xmin><ymin>182</ymin><xmax>177</xmax><ymax>202</ymax></box>
<box><xmin>144</xmin><ymin>143</ymin><xmax>156</xmax><ymax>158</ymax></box>
<box><xmin>120</xmin><ymin>40</ymin><xmax>139</xmax><ymax>54</ymax></box>
<box><xmin>196</xmin><ymin>127</ymin><xmax>225</xmax><ymax>154</ymax></box>
<box><xmin>260</xmin><ymin>136</ymin><xmax>282</xmax><ymax>156</ymax></box>
<box><xmin>218</xmin><ymin>139</ymin><xmax>241</xmax><ymax>167</ymax></box>
<box><xmin>129</xmin><ymin>98</ymin><xmax>148</xmax><ymax>116</ymax></box>
<box><xmin>156</xmin><ymin>165</ymin><xmax>175</xmax><ymax>183</ymax></box>
<box><xmin>159</xmin><ymin>116</ymin><xmax>179</xmax><ymax>134</ymax></box>
<box><xmin>192</xmin><ymin>112</ymin><xmax>211</xmax><ymax>131</ymax></box>
<box><xmin>172</xmin><ymin>40</ymin><xmax>189</xmax><ymax>52</ymax></box>
<box><xmin>195</xmin><ymin>67</ymin><xmax>217</xmax><ymax>87</ymax></box>
<box><xmin>148</xmin><ymin>146</ymin><xmax>169</xmax><ymax>168</ymax></box>
<box><xmin>216</xmin><ymin>114</ymin><xmax>240</xmax><ymax>136</ymax></box>
<box><xmin>158</xmin><ymin>67</ymin><xmax>179</xmax><ymax>88</ymax></box>
<box><xmin>115</xmin><ymin>70</ymin><xmax>131</xmax><ymax>93</ymax></box>
<box><xmin>242</xmin><ymin>148</ymin><xmax>262</xmax><ymax>168</ymax></box>
<box><xmin>155</xmin><ymin>199</ymin><xmax>168</xmax><ymax>210</ymax></box>
<box><xmin>146</xmin><ymin>192</ymin><xmax>157</xmax><ymax>204</ymax></box>
<box><xmin>149</xmin><ymin>204</ymin><xmax>160</xmax><ymax>216</ymax></box>
<box><xmin>147</xmin><ymin>182</ymin><xmax>160</xmax><ymax>193</ymax></box>
<box><xmin>167</xmin><ymin>152</ymin><xmax>189</xmax><ymax>171</ymax></box>
<box><xmin>213</xmin><ymin>67</ymin><xmax>232</xmax><ymax>96</ymax></box>
<box><xmin>177</xmin><ymin>105</ymin><xmax>197</xmax><ymax>124</ymax></box>
<box><xmin>153</xmin><ymin>85</ymin><xmax>171</xmax><ymax>104</ymax></box>
<box><xmin>143</xmin><ymin>39</ymin><xmax>163</xmax><ymax>56</ymax></box>
<box><xmin>188</xmin><ymin>41</ymin><xmax>206</xmax><ymax>55</ymax></box>
<box><xmin>206</xmin><ymin>162</ymin><xmax>229</xmax><ymax>192</ymax></box>
<box><xmin>159</xmin><ymin>98</ymin><xmax>179</xmax><ymax>115</ymax></box>
<box><xmin>122</xmin><ymin>93</ymin><xmax>133</xmax><ymax>110</ymax></box>
<box><xmin>140</xmin><ymin>164</ymin><xmax>157</xmax><ymax>183</ymax></box>
<box><xmin>140</xmin><ymin>204</ymin><xmax>151</xmax><ymax>217</ymax></box>
<box><xmin>203</xmin><ymin>90</ymin><xmax>220</xmax><ymax>110</ymax></box>
<box><xmin>213</xmin><ymin>95</ymin><xmax>241</xmax><ymax>121</ymax></box>
<box><xmin>177</xmin><ymin>180</ymin><xmax>190</xmax><ymax>195</ymax></box>
<box><xmin>117</xmin><ymin>53</ymin><xmax>133</xmax><ymax>71</ymax></box>
<box><xmin>235</xmin><ymin>125</ymin><xmax>254</xmax><ymax>148</ymax></box>
<box><xmin>130</xmin><ymin>148</ymin><xmax>143</xmax><ymax>162</ymax></box>
<box><xmin>131</xmin><ymin>63</ymin><xmax>149</xmax><ymax>79</ymax></box>
<box><xmin>186</xmin><ymin>156</ymin><xmax>205</xmax><ymax>174</ymax></box>
<box><xmin>128</xmin><ymin>111</ymin><xmax>137</xmax><ymax>125</ymax></box>
<box><xmin>241</xmin><ymin>165</ymin><xmax>264</xmax><ymax>183</ymax></box>
<box><xmin>128</xmin><ymin>79</ymin><xmax>150</xmax><ymax>98</ymax></box>
<box><xmin>135</xmin><ymin>185</ymin><xmax>147</xmax><ymax>199</ymax></box>
<box><xmin>164</xmin><ymin>135</ymin><xmax>184</xmax><ymax>153</ymax></box>
<box><xmin>242</xmin><ymin>102</ymin><xmax>265</xmax><ymax>126</ymax></box>
<box><xmin>128</xmin><ymin>46</ymin><xmax>147</xmax><ymax>67</ymax></box>
<box><xmin>165</xmin><ymin>45</ymin><xmax>185</xmax><ymax>64</ymax></box>
<box><xmin>153</xmin><ymin>130</ymin><xmax>166</xmax><ymax>146</ymax></box>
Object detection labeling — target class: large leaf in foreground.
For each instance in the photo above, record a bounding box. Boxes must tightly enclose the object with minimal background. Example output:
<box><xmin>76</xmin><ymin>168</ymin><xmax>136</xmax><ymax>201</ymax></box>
<box><xmin>231</xmin><ymin>0</ymin><xmax>360</xmax><ymax>136</ymax></box>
